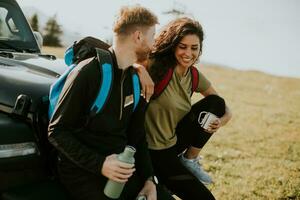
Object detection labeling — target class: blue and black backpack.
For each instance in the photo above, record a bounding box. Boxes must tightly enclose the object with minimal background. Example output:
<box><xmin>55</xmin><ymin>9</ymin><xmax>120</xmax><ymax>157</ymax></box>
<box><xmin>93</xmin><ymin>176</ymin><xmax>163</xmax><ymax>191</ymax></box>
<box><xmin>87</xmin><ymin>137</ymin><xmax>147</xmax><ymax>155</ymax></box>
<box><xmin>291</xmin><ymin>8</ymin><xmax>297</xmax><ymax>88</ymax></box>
<box><xmin>48</xmin><ymin>37</ymin><xmax>141</xmax><ymax>120</ymax></box>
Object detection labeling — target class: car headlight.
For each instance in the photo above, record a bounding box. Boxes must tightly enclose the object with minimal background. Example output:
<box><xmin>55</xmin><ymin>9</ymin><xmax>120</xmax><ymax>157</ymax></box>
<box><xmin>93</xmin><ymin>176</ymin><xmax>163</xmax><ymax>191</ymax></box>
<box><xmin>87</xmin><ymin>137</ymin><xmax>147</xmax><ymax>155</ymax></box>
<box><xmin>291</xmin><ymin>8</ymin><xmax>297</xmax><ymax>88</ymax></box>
<box><xmin>0</xmin><ymin>142</ymin><xmax>39</xmax><ymax>158</ymax></box>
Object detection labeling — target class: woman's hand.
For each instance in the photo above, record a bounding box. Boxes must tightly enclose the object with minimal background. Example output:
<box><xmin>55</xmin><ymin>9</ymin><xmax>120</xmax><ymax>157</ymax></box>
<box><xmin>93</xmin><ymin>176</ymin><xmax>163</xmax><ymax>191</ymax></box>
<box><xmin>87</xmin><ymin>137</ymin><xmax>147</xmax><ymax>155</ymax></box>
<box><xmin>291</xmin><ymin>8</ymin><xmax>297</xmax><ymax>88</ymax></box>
<box><xmin>206</xmin><ymin>118</ymin><xmax>221</xmax><ymax>133</ymax></box>
<box><xmin>101</xmin><ymin>154</ymin><xmax>135</xmax><ymax>183</ymax></box>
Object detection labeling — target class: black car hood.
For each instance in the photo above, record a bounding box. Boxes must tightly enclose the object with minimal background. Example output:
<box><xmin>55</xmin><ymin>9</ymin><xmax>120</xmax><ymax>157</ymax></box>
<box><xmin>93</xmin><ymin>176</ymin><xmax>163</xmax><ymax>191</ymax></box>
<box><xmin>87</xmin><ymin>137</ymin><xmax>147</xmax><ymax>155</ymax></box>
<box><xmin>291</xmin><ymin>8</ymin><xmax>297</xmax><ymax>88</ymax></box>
<box><xmin>0</xmin><ymin>52</ymin><xmax>67</xmax><ymax>113</ymax></box>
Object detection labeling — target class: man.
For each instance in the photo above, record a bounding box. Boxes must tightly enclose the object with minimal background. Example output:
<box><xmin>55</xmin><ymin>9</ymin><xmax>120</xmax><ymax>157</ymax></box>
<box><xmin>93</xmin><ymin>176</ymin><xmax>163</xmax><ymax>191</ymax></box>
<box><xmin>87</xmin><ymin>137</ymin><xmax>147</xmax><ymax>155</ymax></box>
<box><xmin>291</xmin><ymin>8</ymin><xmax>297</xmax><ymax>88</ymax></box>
<box><xmin>48</xmin><ymin>6</ymin><xmax>173</xmax><ymax>200</ymax></box>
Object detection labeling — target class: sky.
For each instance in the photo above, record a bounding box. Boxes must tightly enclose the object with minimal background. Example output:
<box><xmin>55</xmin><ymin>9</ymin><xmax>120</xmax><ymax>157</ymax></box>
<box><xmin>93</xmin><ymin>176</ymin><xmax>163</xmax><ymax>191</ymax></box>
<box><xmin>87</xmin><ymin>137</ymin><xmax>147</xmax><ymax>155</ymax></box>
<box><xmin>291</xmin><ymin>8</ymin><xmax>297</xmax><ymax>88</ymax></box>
<box><xmin>17</xmin><ymin>0</ymin><xmax>300</xmax><ymax>78</ymax></box>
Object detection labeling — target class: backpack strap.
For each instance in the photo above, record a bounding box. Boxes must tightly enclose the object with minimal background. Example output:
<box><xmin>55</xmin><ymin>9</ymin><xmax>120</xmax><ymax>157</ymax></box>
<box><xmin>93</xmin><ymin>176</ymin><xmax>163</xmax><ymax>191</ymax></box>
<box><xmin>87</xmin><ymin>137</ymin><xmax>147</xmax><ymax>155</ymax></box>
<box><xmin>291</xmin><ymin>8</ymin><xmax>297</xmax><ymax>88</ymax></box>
<box><xmin>190</xmin><ymin>66</ymin><xmax>199</xmax><ymax>95</ymax></box>
<box><xmin>131</xmin><ymin>71</ymin><xmax>140</xmax><ymax>111</ymax></box>
<box><xmin>90</xmin><ymin>48</ymin><xmax>113</xmax><ymax>115</ymax></box>
<box><xmin>64</xmin><ymin>45</ymin><xmax>74</xmax><ymax>66</ymax></box>
<box><xmin>152</xmin><ymin>66</ymin><xmax>199</xmax><ymax>99</ymax></box>
<box><xmin>48</xmin><ymin>64</ymin><xmax>76</xmax><ymax>119</ymax></box>
<box><xmin>153</xmin><ymin>68</ymin><xmax>174</xmax><ymax>99</ymax></box>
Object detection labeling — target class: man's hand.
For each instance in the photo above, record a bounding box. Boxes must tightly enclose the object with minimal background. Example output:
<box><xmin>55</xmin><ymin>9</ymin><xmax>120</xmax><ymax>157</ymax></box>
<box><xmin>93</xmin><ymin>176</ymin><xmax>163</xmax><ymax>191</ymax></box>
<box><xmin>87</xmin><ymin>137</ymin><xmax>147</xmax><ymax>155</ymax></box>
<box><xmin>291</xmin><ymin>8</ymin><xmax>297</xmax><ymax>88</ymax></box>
<box><xmin>137</xmin><ymin>180</ymin><xmax>157</xmax><ymax>200</ymax></box>
<box><xmin>132</xmin><ymin>63</ymin><xmax>154</xmax><ymax>102</ymax></box>
<box><xmin>101</xmin><ymin>154</ymin><xmax>135</xmax><ymax>183</ymax></box>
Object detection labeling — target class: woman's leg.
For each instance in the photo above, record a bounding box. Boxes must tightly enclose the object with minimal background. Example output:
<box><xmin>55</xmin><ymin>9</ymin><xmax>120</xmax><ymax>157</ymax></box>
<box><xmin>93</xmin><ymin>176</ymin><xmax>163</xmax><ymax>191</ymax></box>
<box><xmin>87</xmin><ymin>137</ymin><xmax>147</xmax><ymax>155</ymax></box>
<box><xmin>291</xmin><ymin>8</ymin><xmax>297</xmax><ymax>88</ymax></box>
<box><xmin>176</xmin><ymin>94</ymin><xmax>226</xmax><ymax>183</ymax></box>
<box><xmin>177</xmin><ymin>94</ymin><xmax>226</xmax><ymax>151</ymax></box>
<box><xmin>149</xmin><ymin>147</ymin><xmax>215</xmax><ymax>200</ymax></box>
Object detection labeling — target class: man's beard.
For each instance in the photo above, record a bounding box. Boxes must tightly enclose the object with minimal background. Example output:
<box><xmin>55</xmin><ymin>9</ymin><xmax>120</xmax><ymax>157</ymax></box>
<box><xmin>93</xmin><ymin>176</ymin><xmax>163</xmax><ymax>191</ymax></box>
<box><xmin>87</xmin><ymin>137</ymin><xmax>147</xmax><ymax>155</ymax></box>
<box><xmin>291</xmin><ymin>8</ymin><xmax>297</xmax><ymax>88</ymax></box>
<box><xmin>135</xmin><ymin>43</ymin><xmax>151</xmax><ymax>64</ymax></box>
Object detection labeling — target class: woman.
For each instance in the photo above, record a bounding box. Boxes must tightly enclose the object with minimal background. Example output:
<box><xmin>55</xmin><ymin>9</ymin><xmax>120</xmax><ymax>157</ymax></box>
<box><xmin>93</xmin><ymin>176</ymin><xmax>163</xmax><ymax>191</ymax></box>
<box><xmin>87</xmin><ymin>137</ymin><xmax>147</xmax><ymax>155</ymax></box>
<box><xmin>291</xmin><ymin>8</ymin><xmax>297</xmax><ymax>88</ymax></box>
<box><xmin>145</xmin><ymin>17</ymin><xmax>232</xmax><ymax>199</ymax></box>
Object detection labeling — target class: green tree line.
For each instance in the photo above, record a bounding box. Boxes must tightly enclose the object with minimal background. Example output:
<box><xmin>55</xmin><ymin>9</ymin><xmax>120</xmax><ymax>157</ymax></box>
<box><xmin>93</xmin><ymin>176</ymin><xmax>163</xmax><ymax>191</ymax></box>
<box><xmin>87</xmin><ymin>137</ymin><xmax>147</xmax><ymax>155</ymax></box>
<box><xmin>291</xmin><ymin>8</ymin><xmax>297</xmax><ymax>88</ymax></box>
<box><xmin>29</xmin><ymin>13</ymin><xmax>63</xmax><ymax>47</ymax></box>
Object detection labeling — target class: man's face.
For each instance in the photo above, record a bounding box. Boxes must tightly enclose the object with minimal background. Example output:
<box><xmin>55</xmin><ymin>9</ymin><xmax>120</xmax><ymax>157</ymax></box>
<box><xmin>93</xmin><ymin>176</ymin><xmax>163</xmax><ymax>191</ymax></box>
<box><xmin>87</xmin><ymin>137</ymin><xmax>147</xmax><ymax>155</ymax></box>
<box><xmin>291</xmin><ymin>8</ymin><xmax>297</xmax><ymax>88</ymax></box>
<box><xmin>135</xmin><ymin>25</ymin><xmax>156</xmax><ymax>63</ymax></box>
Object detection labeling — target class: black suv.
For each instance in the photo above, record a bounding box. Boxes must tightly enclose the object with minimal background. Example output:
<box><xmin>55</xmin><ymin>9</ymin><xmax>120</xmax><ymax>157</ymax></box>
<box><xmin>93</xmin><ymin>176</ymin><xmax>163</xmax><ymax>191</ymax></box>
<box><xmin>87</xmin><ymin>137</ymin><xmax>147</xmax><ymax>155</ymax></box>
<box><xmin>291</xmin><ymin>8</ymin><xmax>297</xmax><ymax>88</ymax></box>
<box><xmin>0</xmin><ymin>0</ymin><xmax>69</xmax><ymax>199</ymax></box>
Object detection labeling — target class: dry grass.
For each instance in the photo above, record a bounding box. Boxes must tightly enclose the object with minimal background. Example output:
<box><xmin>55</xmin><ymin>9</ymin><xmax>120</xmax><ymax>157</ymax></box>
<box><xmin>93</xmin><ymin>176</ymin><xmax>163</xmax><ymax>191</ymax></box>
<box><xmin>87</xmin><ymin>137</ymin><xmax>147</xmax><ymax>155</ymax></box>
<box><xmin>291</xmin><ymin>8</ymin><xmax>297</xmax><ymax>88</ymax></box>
<box><xmin>42</xmin><ymin>46</ymin><xmax>66</xmax><ymax>58</ymax></box>
<box><xmin>194</xmin><ymin>65</ymin><xmax>300</xmax><ymax>200</ymax></box>
<box><xmin>43</xmin><ymin>47</ymin><xmax>300</xmax><ymax>200</ymax></box>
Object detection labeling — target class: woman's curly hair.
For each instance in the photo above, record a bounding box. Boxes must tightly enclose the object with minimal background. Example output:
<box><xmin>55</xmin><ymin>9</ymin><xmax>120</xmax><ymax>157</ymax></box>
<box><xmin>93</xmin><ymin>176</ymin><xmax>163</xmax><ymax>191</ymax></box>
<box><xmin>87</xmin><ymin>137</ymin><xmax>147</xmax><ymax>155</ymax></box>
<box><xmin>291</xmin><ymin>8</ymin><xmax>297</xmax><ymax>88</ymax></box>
<box><xmin>149</xmin><ymin>17</ymin><xmax>204</xmax><ymax>83</ymax></box>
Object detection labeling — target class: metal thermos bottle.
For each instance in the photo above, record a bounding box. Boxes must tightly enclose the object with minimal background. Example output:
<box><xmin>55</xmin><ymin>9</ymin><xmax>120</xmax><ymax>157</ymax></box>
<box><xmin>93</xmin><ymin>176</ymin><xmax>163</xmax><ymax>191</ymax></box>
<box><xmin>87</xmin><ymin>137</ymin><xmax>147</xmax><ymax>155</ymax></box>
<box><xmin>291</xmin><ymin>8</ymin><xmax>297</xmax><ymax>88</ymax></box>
<box><xmin>104</xmin><ymin>146</ymin><xmax>136</xmax><ymax>199</ymax></box>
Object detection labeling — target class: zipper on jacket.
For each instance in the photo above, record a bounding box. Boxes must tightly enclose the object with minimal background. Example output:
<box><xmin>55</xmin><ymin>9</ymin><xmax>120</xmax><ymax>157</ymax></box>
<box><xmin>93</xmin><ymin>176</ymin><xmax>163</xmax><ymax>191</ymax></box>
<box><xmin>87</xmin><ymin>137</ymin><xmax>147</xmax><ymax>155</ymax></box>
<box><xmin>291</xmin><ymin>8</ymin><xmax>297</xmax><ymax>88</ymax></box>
<box><xmin>119</xmin><ymin>70</ymin><xmax>126</xmax><ymax>120</ymax></box>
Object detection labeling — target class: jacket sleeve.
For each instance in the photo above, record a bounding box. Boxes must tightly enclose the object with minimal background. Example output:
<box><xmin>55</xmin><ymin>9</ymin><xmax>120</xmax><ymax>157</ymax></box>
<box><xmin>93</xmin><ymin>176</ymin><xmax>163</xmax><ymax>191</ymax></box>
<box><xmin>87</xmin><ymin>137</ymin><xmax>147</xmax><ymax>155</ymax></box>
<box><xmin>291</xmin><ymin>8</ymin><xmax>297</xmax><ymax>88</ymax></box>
<box><xmin>48</xmin><ymin>60</ymin><xmax>105</xmax><ymax>175</ymax></box>
<box><xmin>127</xmin><ymin>97</ymin><xmax>154</xmax><ymax>182</ymax></box>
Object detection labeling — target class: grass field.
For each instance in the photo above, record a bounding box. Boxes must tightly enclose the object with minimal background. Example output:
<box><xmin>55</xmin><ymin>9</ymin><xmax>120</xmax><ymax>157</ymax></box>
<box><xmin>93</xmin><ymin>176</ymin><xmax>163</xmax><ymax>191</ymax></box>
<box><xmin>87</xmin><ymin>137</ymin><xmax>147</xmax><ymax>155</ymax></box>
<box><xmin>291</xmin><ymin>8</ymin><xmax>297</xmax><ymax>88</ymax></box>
<box><xmin>43</xmin><ymin>46</ymin><xmax>300</xmax><ymax>200</ymax></box>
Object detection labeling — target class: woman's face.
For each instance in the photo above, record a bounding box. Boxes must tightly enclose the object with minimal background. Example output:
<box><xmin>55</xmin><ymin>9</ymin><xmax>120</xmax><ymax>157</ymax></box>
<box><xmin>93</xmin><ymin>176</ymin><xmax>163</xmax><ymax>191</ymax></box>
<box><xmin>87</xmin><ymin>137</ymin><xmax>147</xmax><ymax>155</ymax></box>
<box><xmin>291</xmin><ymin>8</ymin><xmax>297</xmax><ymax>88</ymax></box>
<box><xmin>175</xmin><ymin>34</ymin><xmax>201</xmax><ymax>69</ymax></box>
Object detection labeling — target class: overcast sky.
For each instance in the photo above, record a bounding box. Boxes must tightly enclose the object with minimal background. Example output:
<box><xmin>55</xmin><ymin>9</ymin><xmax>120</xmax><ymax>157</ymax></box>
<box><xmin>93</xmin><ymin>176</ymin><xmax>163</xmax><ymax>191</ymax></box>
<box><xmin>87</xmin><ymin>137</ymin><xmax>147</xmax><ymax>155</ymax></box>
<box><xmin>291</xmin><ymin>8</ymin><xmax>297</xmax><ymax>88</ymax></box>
<box><xmin>17</xmin><ymin>0</ymin><xmax>300</xmax><ymax>78</ymax></box>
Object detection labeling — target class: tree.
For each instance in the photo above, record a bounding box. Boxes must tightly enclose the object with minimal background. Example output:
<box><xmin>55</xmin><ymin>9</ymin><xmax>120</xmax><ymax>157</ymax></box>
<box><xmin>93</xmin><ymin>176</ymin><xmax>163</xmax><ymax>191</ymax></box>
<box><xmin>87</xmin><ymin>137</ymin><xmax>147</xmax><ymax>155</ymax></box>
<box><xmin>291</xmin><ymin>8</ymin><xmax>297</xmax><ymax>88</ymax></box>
<box><xmin>43</xmin><ymin>15</ymin><xmax>63</xmax><ymax>47</ymax></box>
<box><xmin>30</xmin><ymin>13</ymin><xmax>39</xmax><ymax>32</ymax></box>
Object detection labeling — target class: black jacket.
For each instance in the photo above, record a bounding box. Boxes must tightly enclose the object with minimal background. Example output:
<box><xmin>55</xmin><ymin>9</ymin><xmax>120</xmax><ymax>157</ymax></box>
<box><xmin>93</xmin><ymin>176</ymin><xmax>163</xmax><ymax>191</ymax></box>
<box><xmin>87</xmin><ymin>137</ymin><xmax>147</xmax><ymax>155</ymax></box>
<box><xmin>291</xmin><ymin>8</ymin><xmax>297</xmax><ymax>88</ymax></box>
<box><xmin>48</xmin><ymin>51</ymin><xmax>153</xmax><ymax>181</ymax></box>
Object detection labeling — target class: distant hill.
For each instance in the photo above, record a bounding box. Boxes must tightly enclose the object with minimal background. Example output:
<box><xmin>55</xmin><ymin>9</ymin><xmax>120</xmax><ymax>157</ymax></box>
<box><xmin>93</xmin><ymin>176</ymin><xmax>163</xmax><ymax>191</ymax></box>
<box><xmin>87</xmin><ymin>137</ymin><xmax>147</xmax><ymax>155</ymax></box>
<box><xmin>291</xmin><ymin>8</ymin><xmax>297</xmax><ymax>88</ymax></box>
<box><xmin>22</xmin><ymin>6</ymin><xmax>82</xmax><ymax>47</ymax></box>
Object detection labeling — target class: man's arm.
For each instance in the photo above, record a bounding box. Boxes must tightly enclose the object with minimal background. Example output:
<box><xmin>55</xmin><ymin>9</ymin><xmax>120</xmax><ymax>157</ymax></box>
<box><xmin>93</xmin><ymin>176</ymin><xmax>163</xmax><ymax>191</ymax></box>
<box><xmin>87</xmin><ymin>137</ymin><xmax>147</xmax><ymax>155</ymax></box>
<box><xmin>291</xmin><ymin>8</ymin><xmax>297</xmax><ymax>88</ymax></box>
<box><xmin>133</xmin><ymin>63</ymin><xmax>154</xmax><ymax>102</ymax></box>
<box><xmin>48</xmin><ymin>61</ymin><xmax>105</xmax><ymax>175</ymax></box>
<box><xmin>49</xmin><ymin>60</ymin><xmax>136</xmax><ymax>182</ymax></box>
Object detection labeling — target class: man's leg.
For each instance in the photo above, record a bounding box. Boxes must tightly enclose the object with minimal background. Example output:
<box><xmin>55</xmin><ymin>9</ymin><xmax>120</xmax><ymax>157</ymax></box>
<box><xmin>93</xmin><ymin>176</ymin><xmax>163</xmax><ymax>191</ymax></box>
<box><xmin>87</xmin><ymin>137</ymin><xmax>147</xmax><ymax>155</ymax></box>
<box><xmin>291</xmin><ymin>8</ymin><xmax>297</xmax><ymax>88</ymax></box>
<box><xmin>57</xmin><ymin>157</ymin><xmax>110</xmax><ymax>200</ymax></box>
